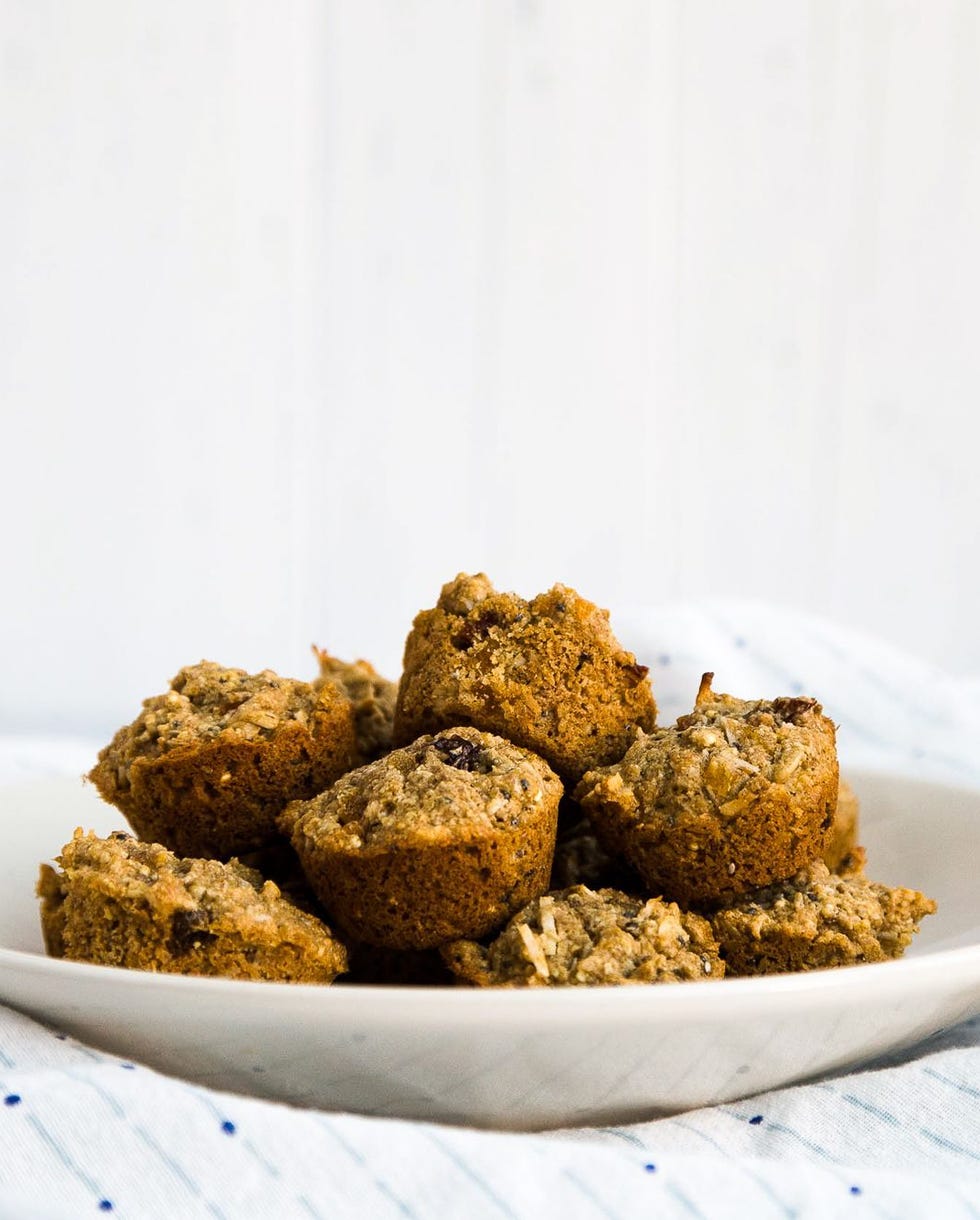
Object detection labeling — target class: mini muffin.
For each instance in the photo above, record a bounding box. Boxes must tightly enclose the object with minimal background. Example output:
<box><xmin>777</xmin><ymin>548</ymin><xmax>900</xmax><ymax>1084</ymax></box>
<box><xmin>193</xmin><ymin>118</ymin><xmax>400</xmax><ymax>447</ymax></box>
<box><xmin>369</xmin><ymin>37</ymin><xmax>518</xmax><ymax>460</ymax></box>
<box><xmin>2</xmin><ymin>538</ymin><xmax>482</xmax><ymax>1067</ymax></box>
<box><xmin>711</xmin><ymin>860</ymin><xmax>936</xmax><ymax>975</ymax></box>
<box><xmin>38</xmin><ymin>830</ymin><xmax>348</xmax><ymax>983</ymax></box>
<box><xmin>393</xmin><ymin>573</ymin><xmax>657</xmax><ymax>782</ymax></box>
<box><xmin>312</xmin><ymin>648</ymin><xmax>397</xmax><ymax>762</ymax></box>
<box><xmin>822</xmin><ymin>778</ymin><xmax>860</xmax><ymax>873</ymax></box>
<box><xmin>442</xmin><ymin>886</ymin><xmax>723</xmax><ymax>987</ymax></box>
<box><xmin>89</xmin><ymin>662</ymin><xmax>358</xmax><ymax>859</ymax></box>
<box><xmin>574</xmin><ymin>673</ymin><xmax>839</xmax><ymax>908</ymax></box>
<box><xmin>281</xmin><ymin>726</ymin><xmax>562</xmax><ymax>950</ymax></box>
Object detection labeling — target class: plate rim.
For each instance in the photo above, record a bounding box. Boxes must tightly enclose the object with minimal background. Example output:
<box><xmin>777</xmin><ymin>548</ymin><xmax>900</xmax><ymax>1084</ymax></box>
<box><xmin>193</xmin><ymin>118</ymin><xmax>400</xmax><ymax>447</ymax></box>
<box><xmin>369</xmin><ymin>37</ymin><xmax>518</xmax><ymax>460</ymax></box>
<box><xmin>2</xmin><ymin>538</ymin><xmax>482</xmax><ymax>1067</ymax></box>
<box><xmin>3</xmin><ymin>766</ymin><xmax>979</xmax><ymax>1026</ymax></box>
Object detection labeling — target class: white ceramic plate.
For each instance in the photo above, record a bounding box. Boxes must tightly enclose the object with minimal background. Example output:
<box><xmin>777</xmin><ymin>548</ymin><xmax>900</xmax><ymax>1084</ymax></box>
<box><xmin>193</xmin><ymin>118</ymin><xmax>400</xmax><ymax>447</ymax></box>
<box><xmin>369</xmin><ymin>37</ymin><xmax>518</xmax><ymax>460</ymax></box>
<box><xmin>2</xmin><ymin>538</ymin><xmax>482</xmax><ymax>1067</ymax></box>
<box><xmin>1</xmin><ymin>771</ymin><xmax>978</xmax><ymax>1131</ymax></box>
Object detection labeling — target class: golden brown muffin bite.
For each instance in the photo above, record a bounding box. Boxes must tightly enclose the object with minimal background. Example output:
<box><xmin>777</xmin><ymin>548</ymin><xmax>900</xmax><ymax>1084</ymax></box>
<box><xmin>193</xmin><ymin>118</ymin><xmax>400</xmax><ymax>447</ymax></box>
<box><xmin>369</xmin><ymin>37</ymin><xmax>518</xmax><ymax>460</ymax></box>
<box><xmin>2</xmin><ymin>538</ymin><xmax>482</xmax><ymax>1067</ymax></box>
<box><xmin>312</xmin><ymin>648</ymin><xmax>397</xmax><ymax>762</ymax></box>
<box><xmin>89</xmin><ymin>662</ymin><xmax>358</xmax><ymax>859</ymax></box>
<box><xmin>281</xmin><ymin>726</ymin><xmax>562</xmax><ymax>950</ymax></box>
<box><xmin>575</xmin><ymin>673</ymin><xmax>839</xmax><ymax>908</ymax></box>
<box><xmin>38</xmin><ymin>830</ymin><xmax>348</xmax><ymax>983</ymax></box>
<box><xmin>822</xmin><ymin>778</ymin><xmax>860</xmax><ymax>873</ymax></box>
<box><xmin>393</xmin><ymin>573</ymin><xmax>657</xmax><ymax>782</ymax></box>
<box><xmin>711</xmin><ymin>860</ymin><xmax>936</xmax><ymax>975</ymax></box>
<box><xmin>442</xmin><ymin>885</ymin><xmax>723</xmax><ymax>987</ymax></box>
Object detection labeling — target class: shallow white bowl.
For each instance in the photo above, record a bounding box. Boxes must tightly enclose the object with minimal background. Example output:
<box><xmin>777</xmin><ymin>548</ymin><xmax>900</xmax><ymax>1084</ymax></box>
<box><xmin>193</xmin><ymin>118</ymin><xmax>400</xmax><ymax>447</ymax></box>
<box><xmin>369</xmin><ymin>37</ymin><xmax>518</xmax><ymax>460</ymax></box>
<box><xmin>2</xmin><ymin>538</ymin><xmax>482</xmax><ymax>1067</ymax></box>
<box><xmin>1</xmin><ymin>771</ymin><xmax>978</xmax><ymax>1130</ymax></box>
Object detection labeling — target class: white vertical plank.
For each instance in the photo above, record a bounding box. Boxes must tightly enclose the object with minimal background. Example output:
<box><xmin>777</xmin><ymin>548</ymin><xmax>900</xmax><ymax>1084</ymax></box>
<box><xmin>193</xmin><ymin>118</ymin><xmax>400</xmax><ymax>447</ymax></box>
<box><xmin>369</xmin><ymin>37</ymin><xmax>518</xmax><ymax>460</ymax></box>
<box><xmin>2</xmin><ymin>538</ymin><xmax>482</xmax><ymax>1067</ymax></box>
<box><xmin>311</xmin><ymin>0</ymin><xmax>490</xmax><ymax>676</ymax></box>
<box><xmin>482</xmin><ymin>0</ymin><xmax>659</xmax><ymax>610</ymax></box>
<box><xmin>654</xmin><ymin>0</ymin><xmax>844</xmax><ymax>611</ymax></box>
<box><xmin>0</xmin><ymin>1</ymin><xmax>332</xmax><ymax>730</ymax></box>
<box><xmin>824</xmin><ymin>1</ymin><xmax>980</xmax><ymax>666</ymax></box>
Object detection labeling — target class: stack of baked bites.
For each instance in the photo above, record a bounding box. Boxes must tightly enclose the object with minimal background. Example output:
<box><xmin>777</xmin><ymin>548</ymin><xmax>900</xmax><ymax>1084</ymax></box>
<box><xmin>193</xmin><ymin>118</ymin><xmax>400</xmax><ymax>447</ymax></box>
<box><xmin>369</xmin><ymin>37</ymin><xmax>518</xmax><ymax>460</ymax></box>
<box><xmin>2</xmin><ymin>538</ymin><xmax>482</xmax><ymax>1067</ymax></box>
<box><xmin>38</xmin><ymin>574</ymin><xmax>935</xmax><ymax>986</ymax></box>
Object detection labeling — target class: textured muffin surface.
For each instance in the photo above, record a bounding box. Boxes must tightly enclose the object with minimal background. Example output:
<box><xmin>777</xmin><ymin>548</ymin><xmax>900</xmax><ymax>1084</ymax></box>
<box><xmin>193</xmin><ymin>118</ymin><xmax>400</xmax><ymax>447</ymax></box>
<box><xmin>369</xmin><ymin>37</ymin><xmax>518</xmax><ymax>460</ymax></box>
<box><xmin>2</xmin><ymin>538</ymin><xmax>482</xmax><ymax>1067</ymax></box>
<box><xmin>393</xmin><ymin>573</ymin><xmax>657</xmax><ymax>782</ymax></box>
<box><xmin>575</xmin><ymin>675</ymin><xmax>839</xmax><ymax>907</ymax></box>
<box><xmin>443</xmin><ymin>885</ymin><xmax>723</xmax><ymax>987</ymax></box>
<box><xmin>89</xmin><ymin>662</ymin><xmax>358</xmax><ymax>858</ymax></box>
<box><xmin>711</xmin><ymin>860</ymin><xmax>936</xmax><ymax>975</ymax></box>
<box><xmin>282</xmin><ymin>726</ymin><xmax>562</xmax><ymax>949</ymax></box>
<box><xmin>822</xmin><ymin>778</ymin><xmax>860</xmax><ymax>873</ymax></box>
<box><xmin>313</xmin><ymin>649</ymin><xmax>396</xmax><ymax>762</ymax></box>
<box><xmin>37</xmin><ymin>830</ymin><xmax>348</xmax><ymax>983</ymax></box>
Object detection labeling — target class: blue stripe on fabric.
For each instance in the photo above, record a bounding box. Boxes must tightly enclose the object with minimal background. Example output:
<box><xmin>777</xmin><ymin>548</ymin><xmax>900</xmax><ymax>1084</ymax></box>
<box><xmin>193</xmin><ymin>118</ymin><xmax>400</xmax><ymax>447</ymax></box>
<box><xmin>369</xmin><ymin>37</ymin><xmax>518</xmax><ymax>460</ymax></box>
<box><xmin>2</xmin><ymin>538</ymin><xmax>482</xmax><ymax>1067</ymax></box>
<box><xmin>242</xmin><ymin>1137</ymin><xmax>280</xmax><ymax>1179</ymax></box>
<box><xmin>131</xmin><ymin>1121</ymin><xmax>222</xmax><ymax>1217</ymax></box>
<box><xmin>372</xmin><ymin>1177</ymin><xmax>418</xmax><ymax>1219</ymax></box>
<box><xmin>561</xmin><ymin>1167</ymin><xmax>622</xmax><ymax>1220</ymax></box>
<box><xmin>423</xmin><ymin>1131</ymin><xmax>517</xmax><ymax>1219</ymax></box>
<box><xmin>664</xmin><ymin>1181</ymin><xmax>707</xmax><ymax>1218</ymax></box>
<box><xmin>315</xmin><ymin>1117</ymin><xmax>418</xmax><ymax>1219</ymax></box>
<box><xmin>194</xmin><ymin>1093</ymin><xmax>241</xmax><ymax>1133</ymax></box>
<box><xmin>668</xmin><ymin>1119</ymin><xmax>796</xmax><ymax>1217</ymax></box>
<box><xmin>922</xmin><ymin>1067</ymin><xmax>980</xmax><ymax>1100</ymax></box>
<box><xmin>596</xmin><ymin>1126</ymin><xmax>646</xmax><ymax>1150</ymax></box>
<box><xmin>839</xmin><ymin>1094</ymin><xmax>901</xmax><ymax>1128</ymax></box>
<box><xmin>919</xmin><ymin>1128</ymin><xmax>980</xmax><ymax>1162</ymax></box>
<box><xmin>763</xmin><ymin>1121</ymin><xmax>841</xmax><ymax>1164</ymax></box>
<box><xmin>297</xmin><ymin>1197</ymin><xmax>324</xmax><ymax>1220</ymax></box>
<box><xmin>724</xmin><ymin>1107</ymin><xmax>845</xmax><ymax>1168</ymax></box>
<box><xmin>314</xmin><ymin>1116</ymin><xmax>365</xmax><ymax>1164</ymax></box>
<box><xmin>0</xmin><ymin>1047</ymin><xmax>13</xmax><ymax>1068</ymax></box>
<box><xmin>25</xmin><ymin>1113</ymin><xmax>103</xmax><ymax>1198</ymax></box>
<box><xmin>65</xmin><ymin>1070</ymin><xmax>126</xmax><ymax>1120</ymax></box>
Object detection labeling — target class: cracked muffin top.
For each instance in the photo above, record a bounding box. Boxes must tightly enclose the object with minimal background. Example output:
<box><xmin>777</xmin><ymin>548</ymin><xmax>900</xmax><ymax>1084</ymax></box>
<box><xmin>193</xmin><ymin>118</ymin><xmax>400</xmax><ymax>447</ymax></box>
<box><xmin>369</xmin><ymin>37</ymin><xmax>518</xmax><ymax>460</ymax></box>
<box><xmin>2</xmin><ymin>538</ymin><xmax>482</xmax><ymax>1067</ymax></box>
<box><xmin>38</xmin><ymin>830</ymin><xmax>348</xmax><ymax>983</ymax></box>
<box><xmin>442</xmin><ymin>885</ymin><xmax>723</xmax><ymax>987</ymax></box>
<box><xmin>393</xmin><ymin>573</ymin><xmax>657</xmax><ymax>781</ymax></box>
<box><xmin>312</xmin><ymin>649</ymin><xmax>397</xmax><ymax>762</ymax></box>
<box><xmin>711</xmin><ymin>859</ymin><xmax>936</xmax><ymax>975</ymax></box>
<box><xmin>632</xmin><ymin>675</ymin><xmax>837</xmax><ymax>812</ymax></box>
<box><xmin>575</xmin><ymin>673</ymin><xmax>839</xmax><ymax>907</ymax></box>
<box><xmin>281</xmin><ymin>725</ymin><xmax>561</xmax><ymax>851</ymax></box>
<box><xmin>88</xmin><ymin>661</ymin><xmax>358</xmax><ymax>859</ymax></box>
<box><xmin>95</xmin><ymin>662</ymin><xmax>344</xmax><ymax>776</ymax></box>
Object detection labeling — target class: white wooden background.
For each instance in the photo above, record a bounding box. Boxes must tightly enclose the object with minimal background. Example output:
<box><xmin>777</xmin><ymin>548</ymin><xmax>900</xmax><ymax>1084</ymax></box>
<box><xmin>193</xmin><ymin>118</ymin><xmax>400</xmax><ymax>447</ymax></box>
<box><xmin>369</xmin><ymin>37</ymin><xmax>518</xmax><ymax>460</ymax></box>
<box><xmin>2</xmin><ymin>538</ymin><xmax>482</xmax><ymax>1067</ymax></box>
<box><xmin>2</xmin><ymin>1</ymin><xmax>979</xmax><ymax>735</ymax></box>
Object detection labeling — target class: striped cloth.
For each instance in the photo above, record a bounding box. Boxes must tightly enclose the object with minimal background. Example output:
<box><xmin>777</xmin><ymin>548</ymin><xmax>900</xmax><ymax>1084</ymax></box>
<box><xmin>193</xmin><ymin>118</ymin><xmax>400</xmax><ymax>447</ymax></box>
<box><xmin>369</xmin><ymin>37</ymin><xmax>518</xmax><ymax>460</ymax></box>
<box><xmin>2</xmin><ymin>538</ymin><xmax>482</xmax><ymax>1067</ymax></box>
<box><xmin>2</xmin><ymin>601</ymin><xmax>979</xmax><ymax>1219</ymax></box>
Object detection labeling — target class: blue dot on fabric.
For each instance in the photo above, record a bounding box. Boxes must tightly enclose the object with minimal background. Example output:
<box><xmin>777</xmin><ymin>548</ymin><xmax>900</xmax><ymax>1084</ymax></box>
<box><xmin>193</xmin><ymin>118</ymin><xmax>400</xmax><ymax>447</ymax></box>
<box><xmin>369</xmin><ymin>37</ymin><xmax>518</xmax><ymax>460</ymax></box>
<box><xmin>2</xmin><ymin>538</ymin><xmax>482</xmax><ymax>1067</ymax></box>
<box><xmin>55</xmin><ymin>1034</ymin><xmax>67</xmax><ymax>1041</ymax></box>
<box><xmin>749</xmin><ymin>1114</ymin><xmax>764</xmax><ymax>1125</ymax></box>
<box><xmin>657</xmin><ymin>654</ymin><xmax>671</xmax><ymax>667</ymax></box>
<box><xmin>221</xmin><ymin>1120</ymin><xmax>236</xmax><ymax>1135</ymax></box>
<box><xmin>644</xmin><ymin>1163</ymin><xmax>657</xmax><ymax>1173</ymax></box>
<box><xmin>3</xmin><ymin>1095</ymin><xmax>21</xmax><ymax>1107</ymax></box>
<box><xmin>120</xmin><ymin>1064</ymin><xmax>135</xmax><ymax>1071</ymax></box>
<box><xmin>98</xmin><ymin>1201</ymin><xmax>114</xmax><ymax>1212</ymax></box>
<box><xmin>734</xmin><ymin>637</ymin><xmax>747</xmax><ymax>649</ymax></box>
<box><xmin>850</xmin><ymin>1186</ymin><xmax>862</xmax><ymax>1196</ymax></box>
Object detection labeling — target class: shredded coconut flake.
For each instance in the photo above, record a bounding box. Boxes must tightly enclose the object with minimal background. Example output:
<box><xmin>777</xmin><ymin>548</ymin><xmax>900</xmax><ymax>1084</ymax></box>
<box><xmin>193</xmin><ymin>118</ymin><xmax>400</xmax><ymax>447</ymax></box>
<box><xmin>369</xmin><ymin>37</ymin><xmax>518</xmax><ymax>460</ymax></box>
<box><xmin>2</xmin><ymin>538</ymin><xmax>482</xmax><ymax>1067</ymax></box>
<box><xmin>517</xmin><ymin>922</ymin><xmax>550</xmax><ymax>978</ymax></box>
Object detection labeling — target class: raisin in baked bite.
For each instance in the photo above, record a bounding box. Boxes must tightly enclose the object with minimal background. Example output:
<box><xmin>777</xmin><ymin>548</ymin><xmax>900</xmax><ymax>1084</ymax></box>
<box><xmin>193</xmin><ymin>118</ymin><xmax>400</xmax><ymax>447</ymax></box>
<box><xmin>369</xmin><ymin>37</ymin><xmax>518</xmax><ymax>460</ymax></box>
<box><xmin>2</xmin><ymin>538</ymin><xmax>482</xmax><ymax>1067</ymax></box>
<box><xmin>442</xmin><ymin>886</ymin><xmax>723</xmax><ymax>987</ymax></box>
<box><xmin>89</xmin><ymin>662</ymin><xmax>357</xmax><ymax>859</ymax></box>
<box><xmin>393</xmin><ymin>573</ymin><xmax>657</xmax><ymax>783</ymax></box>
<box><xmin>280</xmin><ymin>726</ymin><xmax>562</xmax><ymax>950</ymax></box>
<box><xmin>38</xmin><ymin>830</ymin><xmax>348</xmax><ymax>983</ymax></box>
<box><xmin>711</xmin><ymin>860</ymin><xmax>936</xmax><ymax>975</ymax></box>
<box><xmin>574</xmin><ymin>673</ymin><xmax>839</xmax><ymax>908</ymax></box>
<box><xmin>312</xmin><ymin>648</ymin><xmax>397</xmax><ymax>762</ymax></box>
